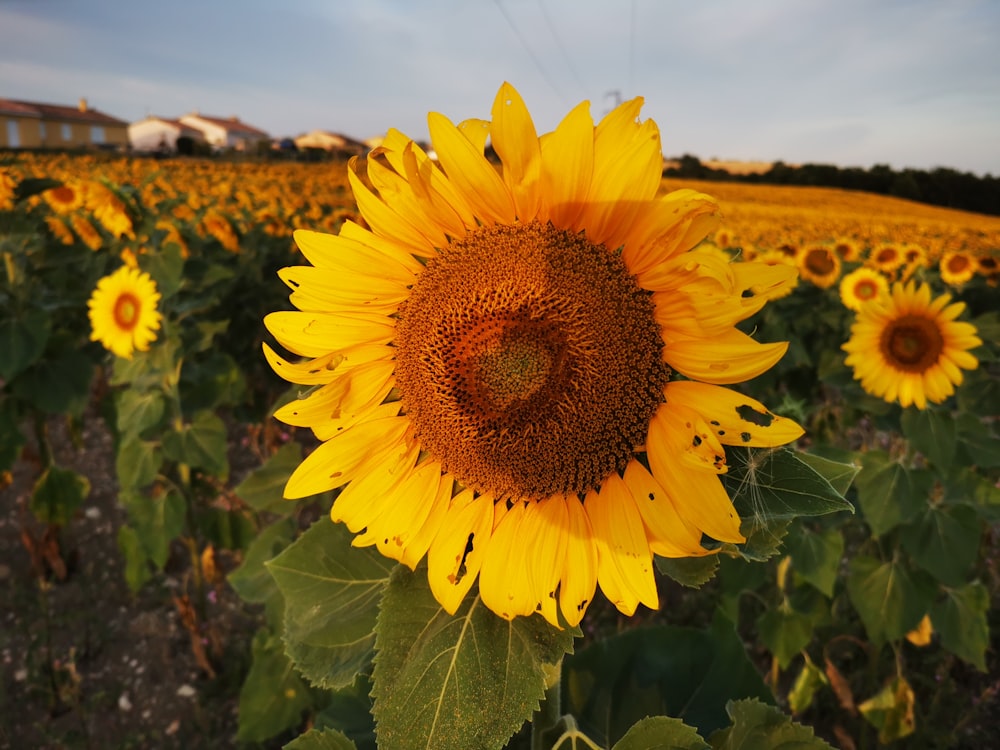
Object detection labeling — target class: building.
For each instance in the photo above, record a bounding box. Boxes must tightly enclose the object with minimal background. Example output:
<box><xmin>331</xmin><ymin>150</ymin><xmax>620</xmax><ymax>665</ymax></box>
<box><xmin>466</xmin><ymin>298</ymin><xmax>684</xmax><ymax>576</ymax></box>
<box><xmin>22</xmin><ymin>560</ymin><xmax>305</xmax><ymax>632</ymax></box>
<box><xmin>178</xmin><ymin>112</ymin><xmax>270</xmax><ymax>151</ymax></box>
<box><xmin>293</xmin><ymin>129</ymin><xmax>367</xmax><ymax>157</ymax></box>
<box><xmin>0</xmin><ymin>97</ymin><xmax>129</xmax><ymax>149</ymax></box>
<box><xmin>128</xmin><ymin>116</ymin><xmax>206</xmax><ymax>152</ymax></box>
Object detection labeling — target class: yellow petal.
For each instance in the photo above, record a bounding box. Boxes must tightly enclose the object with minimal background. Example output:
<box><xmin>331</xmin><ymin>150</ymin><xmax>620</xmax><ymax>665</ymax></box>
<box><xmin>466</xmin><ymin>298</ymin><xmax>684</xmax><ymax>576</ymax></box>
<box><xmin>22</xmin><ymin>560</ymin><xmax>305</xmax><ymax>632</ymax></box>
<box><xmin>491</xmin><ymin>83</ymin><xmax>542</xmax><ymax>222</ymax></box>
<box><xmin>348</xmin><ymin>157</ymin><xmax>437</xmax><ymax>254</ymax></box>
<box><xmin>400</xmin><ymin>470</ymin><xmax>455</xmax><ymax>570</ymax></box>
<box><xmin>665</xmin><ymin>381</ymin><xmax>805</xmax><ymax>448</ymax></box>
<box><xmin>523</xmin><ymin>495</ymin><xmax>569</xmax><ymax>628</ymax></box>
<box><xmin>331</xmin><ymin>442</ymin><xmax>420</xmax><ymax>532</ymax></box>
<box><xmin>264</xmin><ymin>310</ymin><xmax>395</xmax><ymax>358</ymax></box>
<box><xmin>262</xmin><ymin>344</ymin><xmax>344</xmax><ymax>386</ymax></box>
<box><xmin>559</xmin><ymin>497</ymin><xmax>598</xmax><ymax>627</ymax></box>
<box><xmin>538</xmin><ymin>100</ymin><xmax>594</xmax><ymax>229</ymax></box>
<box><xmin>622</xmin><ymin>460</ymin><xmax>708</xmax><ymax>558</ymax></box>
<box><xmin>427</xmin><ymin>490</ymin><xmax>494</xmax><ymax>614</ymax></box>
<box><xmin>665</xmin><ymin>328</ymin><xmax>789</xmax><ymax>385</ymax></box>
<box><xmin>479</xmin><ymin>500</ymin><xmax>539</xmax><ymax>620</ymax></box>
<box><xmin>622</xmin><ymin>190</ymin><xmax>721</xmax><ymax>277</ymax></box>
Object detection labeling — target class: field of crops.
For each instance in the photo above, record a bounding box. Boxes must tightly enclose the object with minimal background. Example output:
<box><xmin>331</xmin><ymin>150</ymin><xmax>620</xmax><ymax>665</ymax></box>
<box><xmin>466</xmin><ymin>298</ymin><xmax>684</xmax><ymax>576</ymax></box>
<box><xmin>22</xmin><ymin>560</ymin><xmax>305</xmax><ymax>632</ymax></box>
<box><xmin>1</xmin><ymin>149</ymin><xmax>998</xmax><ymax>749</ymax></box>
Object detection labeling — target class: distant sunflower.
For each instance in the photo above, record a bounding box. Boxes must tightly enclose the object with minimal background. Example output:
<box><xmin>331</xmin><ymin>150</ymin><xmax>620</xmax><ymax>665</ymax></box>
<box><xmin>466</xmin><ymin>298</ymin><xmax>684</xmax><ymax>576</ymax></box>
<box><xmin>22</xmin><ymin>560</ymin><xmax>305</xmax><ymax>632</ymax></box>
<box><xmin>88</xmin><ymin>266</ymin><xmax>162</xmax><ymax>359</ymax></box>
<box><xmin>843</xmin><ymin>281</ymin><xmax>981</xmax><ymax>409</ymax></box>
<box><xmin>797</xmin><ymin>244</ymin><xmax>841</xmax><ymax>288</ymax></box>
<box><xmin>977</xmin><ymin>254</ymin><xmax>998</xmax><ymax>281</ymax></box>
<box><xmin>42</xmin><ymin>181</ymin><xmax>84</xmax><ymax>214</ymax></box>
<box><xmin>832</xmin><ymin>237</ymin><xmax>861</xmax><ymax>262</ymax></box>
<box><xmin>868</xmin><ymin>242</ymin><xmax>904</xmax><ymax>274</ymax></box>
<box><xmin>839</xmin><ymin>267</ymin><xmax>889</xmax><ymax>311</ymax></box>
<box><xmin>939</xmin><ymin>250</ymin><xmax>976</xmax><ymax>287</ymax></box>
<box><xmin>0</xmin><ymin>168</ymin><xmax>17</xmax><ymax>211</ymax></box>
<box><xmin>265</xmin><ymin>83</ymin><xmax>803</xmax><ymax>626</ymax></box>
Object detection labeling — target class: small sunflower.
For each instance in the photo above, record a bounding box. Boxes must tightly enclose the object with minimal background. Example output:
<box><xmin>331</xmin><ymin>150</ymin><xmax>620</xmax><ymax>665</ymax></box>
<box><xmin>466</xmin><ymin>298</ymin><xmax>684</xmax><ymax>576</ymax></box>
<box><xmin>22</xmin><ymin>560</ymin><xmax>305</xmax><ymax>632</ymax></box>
<box><xmin>797</xmin><ymin>244</ymin><xmax>841</xmax><ymax>288</ymax></box>
<box><xmin>842</xmin><ymin>281</ymin><xmax>981</xmax><ymax>409</ymax></box>
<box><xmin>832</xmin><ymin>237</ymin><xmax>861</xmax><ymax>262</ymax></box>
<box><xmin>42</xmin><ymin>181</ymin><xmax>85</xmax><ymax>214</ymax></box>
<box><xmin>0</xmin><ymin>168</ymin><xmax>18</xmax><ymax>211</ymax></box>
<box><xmin>88</xmin><ymin>266</ymin><xmax>162</xmax><ymax>359</ymax></box>
<box><xmin>265</xmin><ymin>83</ymin><xmax>803</xmax><ymax>626</ymax></box>
<box><xmin>939</xmin><ymin>250</ymin><xmax>976</xmax><ymax>287</ymax></box>
<box><xmin>868</xmin><ymin>242</ymin><xmax>904</xmax><ymax>274</ymax></box>
<box><xmin>839</xmin><ymin>267</ymin><xmax>889</xmax><ymax>311</ymax></box>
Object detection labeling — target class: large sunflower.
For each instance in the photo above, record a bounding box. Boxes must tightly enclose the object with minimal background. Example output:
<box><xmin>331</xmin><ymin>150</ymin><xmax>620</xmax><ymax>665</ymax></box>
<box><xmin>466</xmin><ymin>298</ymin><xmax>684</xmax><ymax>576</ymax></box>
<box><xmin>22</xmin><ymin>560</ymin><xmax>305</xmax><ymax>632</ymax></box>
<box><xmin>265</xmin><ymin>83</ymin><xmax>803</xmax><ymax>626</ymax></box>
<box><xmin>842</xmin><ymin>281</ymin><xmax>981</xmax><ymax>409</ymax></box>
<box><xmin>88</xmin><ymin>266</ymin><xmax>162</xmax><ymax>359</ymax></box>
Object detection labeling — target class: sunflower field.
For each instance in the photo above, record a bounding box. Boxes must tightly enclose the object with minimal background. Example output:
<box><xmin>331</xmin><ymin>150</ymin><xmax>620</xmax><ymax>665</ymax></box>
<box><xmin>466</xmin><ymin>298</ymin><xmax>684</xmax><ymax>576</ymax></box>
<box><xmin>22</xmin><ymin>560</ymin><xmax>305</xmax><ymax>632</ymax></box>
<box><xmin>1</xmin><ymin>91</ymin><xmax>999</xmax><ymax>750</ymax></box>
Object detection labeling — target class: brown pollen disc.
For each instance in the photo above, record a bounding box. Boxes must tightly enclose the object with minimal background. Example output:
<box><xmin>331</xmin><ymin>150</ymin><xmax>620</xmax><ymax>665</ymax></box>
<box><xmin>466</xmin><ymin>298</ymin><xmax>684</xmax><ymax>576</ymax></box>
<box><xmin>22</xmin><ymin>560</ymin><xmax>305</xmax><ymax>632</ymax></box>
<box><xmin>880</xmin><ymin>314</ymin><xmax>944</xmax><ymax>373</ymax></box>
<box><xmin>393</xmin><ymin>221</ymin><xmax>669</xmax><ymax>500</ymax></box>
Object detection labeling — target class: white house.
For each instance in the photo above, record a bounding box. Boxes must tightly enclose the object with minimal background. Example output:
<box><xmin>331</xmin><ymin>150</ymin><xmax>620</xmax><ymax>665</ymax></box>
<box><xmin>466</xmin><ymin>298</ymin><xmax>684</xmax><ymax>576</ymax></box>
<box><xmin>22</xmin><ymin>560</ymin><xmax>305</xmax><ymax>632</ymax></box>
<box><xmin>178</xmin><ymin>112</ymin><xmax>270</xmax><ymax>151</ymax></box>
<box><xmin>128</xmin><ymin>116</ymin><xmax>205</xmax><ymax>152</ymax></box>
<box><xmin>293</xmin><ymin>130</ymin><xmax>367</xmax><ymax>156</ymax></box>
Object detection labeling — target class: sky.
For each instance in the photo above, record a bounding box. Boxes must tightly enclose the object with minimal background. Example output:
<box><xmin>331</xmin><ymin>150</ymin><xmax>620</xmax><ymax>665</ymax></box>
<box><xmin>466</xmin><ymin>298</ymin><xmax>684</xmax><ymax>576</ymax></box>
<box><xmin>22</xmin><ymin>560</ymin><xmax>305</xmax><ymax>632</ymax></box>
<box><xmin>1</xmin><ymin>0</ymin><xmax>999</xmax><ymax>176</ymax></box>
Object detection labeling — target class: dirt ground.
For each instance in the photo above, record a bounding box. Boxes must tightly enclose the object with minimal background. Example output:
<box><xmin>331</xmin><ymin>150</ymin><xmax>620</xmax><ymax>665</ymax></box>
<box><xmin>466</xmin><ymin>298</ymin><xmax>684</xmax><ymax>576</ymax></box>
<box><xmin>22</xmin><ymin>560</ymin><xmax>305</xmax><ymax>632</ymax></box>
<box><xmin>0</xmin><ymin>411</ymin><xmax>266</xmax><ymax>750</ymax></box>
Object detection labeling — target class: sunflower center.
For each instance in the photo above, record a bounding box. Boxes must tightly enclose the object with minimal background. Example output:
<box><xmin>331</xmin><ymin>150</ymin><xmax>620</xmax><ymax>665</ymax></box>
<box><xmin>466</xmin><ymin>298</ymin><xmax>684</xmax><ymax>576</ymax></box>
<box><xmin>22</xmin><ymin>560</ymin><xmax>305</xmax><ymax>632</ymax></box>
<box><xmin>394</xmin><ymin>221</ymin><xmax>669</xmax><ymax>500</ymax></box>
<box><xmin>805</xmin><ymin>249</ymin><xmax>835</xmax><ymax>275</ymax></box>
<box><xmin>854</xmin><ymin>280</ymin><xmax>879</xmax><ymax>300</ymax></box>
<box><xmin>881</xmin><ymin>314</ymin><xmax>944</xmax><ymax>372</ymax></box>
<box><xmin>113</xmin><ymin>293</ymin><xmax>140</xmax><ymax>330</ymax></box>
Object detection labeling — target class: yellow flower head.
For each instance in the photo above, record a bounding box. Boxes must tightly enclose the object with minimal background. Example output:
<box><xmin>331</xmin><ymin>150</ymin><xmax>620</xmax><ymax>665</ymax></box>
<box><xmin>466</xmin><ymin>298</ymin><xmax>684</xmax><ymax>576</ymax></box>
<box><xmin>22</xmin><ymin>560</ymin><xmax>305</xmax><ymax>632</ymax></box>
<box><xmin>838</xmin><ymin>267</ymin><xmax>889</xmax><ymax>312</ymax></box>
<box><xmin>868</xmin><ymin>242</ymin><xmax>904</xmax><ymax>274</ymax></box>
<box><xmin>265</xmin><ymin>83</ymin><xmax>803</xmax><ymax>626</ymax></box>
<box><xmin>832</xmin><ymin>237</ymin><xmax>861</xmax><ymax>263</ymax></box>
<box><xmin>939</xmin><ymin>249</ymin><xmax>976</xmax><ymax>287</ymax></box>
<box><xmin>797</xmin><ymin>244</ymin><xmax>841</xmax><ymax>288</ymax></box>
<box><xmin>42</xmin><ymin>181</ymin><xmax>85</xmax><ymax>214</ymax></box>
<box><xmin>1</xmin><ymin>168</ymin><xmax>20</xmax><ymax>211</ymax></box>
<box><xmin>88</xmin><ymin>266</ymin><xmax>162</xmax><ymax>359</ymax></box>
<box><xmin>842</xmin><ymin>281</ymin><xmax>981</xmax><ymax>409</ymax></box>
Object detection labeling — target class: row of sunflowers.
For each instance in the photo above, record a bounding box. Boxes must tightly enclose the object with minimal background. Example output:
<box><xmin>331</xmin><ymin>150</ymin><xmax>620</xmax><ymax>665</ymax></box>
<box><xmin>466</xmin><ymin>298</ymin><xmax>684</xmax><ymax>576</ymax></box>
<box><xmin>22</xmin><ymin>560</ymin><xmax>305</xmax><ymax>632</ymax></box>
<box><xmin>1</xmin><ymin>98</ymin><xmax>998</xmax><ymax>750</ymax></box>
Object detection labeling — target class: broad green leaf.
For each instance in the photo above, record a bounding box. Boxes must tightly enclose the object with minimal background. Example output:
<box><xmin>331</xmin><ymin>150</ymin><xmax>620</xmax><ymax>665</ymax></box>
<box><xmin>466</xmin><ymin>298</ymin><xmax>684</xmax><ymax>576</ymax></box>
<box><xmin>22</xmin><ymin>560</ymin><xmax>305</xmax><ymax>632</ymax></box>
<box><xmin>0</xmin><ymin>310</ymin><xmax>51</xmax><ymax>380</ymax></box>
<box><xmin>656</xmin><ymin>555</ymin><xmax>719</xmax><ymax>588</ymax></box>
<box><xmin>110</xmin><ymin>331</ymin><xmax>181</xmax><ymax>389</ymax></box>
<box><xmin>901</xmin><ymin>408</ymin><xmax>956</xmax><ymax>468</ymax></box>
<box><xmin>237</xmin><ymin>628</ymin><xmax>312</xmax><ymax>743</ymax></box>
<box><xmin>757</xmin><ymin>605</ymin><xmax>813</xmax><ymax>669</ymax></box>
<box><xmin>229</xmin><ymin>518</ymin><xmax>296</xmax><ymax>604</ymax></box>
<box><xmin>162</xmin><ymin>410</ymin><xmax>228</xmax><ymax>477</ymax></box>
<box><xmin>783</xmin><ymin>524</ymin><xmax>843</xmax><ymax>597</ymax></box>
<box><xmin>794</xmin><ymin>451</ymin><xmax>859</xmax><ymax>497</ymax></box>
<box><xmin>13</xmin><ymin>176</ymin><xmax>62</xmax><ymax>201</ymax></box>
<box><xmin>846</xmin><ymin>555</ymin><xmax>931</xmax><ymax>644</ymax></box>
<box><xmin>116</xmin><ymin>389</ymin><xmax>166</xmax><ymax>438</ymax></box>
<box><xmin>313</xmin><ymin>675</ymin><xmax>377</xmax><ymax>750</ymax></box>
<box><xmin>140</xmin><ymin>241</ymin><xmax>184</xmax><ymax>299</ymax></box>
<box><xmin>117</xmin><ymin>525</ymin><xmax>152</xmax><ymax>592</ymax></box>
<box><xmin>267</xmin><ymin>519</ymin><xmax>394</xmax><ymax>690</ymax></box>
<box><xmin>30</xmin><ymin>465</ymin><xmax>90</xmax><ymax>526</ymax></box>
<box><xmin>120</xmin><ymin>490</ymin><xmax>186</xmax><ymax>569</ymax></box>
<box><xmin>180</xmin><ymin>351</ymin><xmax>247</xmax><ymax>412</ymax></box>
<box><xmin>857</xmin><ymin>677</ymin><xmax>916</xmax><ymax>744</ymax></box>
<box><xmin>372</xmin><ymin>566</ymin><xmax>576</xmax><ymax>750</ymax></box>
<box><xmin>564</xmin><ymin>615</ymin><xmax>772</xmax><ymax>745</ymax></box>
<box><xmin>12</xmin><ymin>349</ymin><xmax>94</xmax><ymax>416</ymax></box>
<box><xmin>284</xmin><ymin>728</ymin><xmax>358</xmax><ymax>750</ymax></box>
<box><xmin>234</xmin><ymin>441</ymin><xmax>303</xmax><ymax>514</ymax></box>
<box><xmin>899</xmin><ymin>504</ymin><xmax>980</xmax><ymax>586</ymax></box>
<box><xmin>709</xmin><ymin>698</ymin><xmax>834</xmax><ymax>749</ymax></box>
<box><xmin>954</xmin><ymin>413</ymin><xmax>1000</xmax><ymax>468</ymax></box>
<box><xmin>722</xmin><ymin>518</ymin><xmax>790</xmax><ymax>562</ymax></box>
<box><xmin>612</xmin><ymin>716</ymin><xmax>710</xmax><ymax>750</ymax></box>
<box><xmin>931</xmin><ymin>582</ymin><xmax>989</xmax><ymax>671</ymax></box>
<box><xmin>787</xmin><ymin>658</ymin><xmax>828</xmax><ymax>716</ymax></box>
<box><xmin>853</xmin><ymin>452</ymin><xmax>932</xmax><ymax>537</ymax></box>
<box><xmin>724</xmin><ymin>448</ymin><xmax>854</xmax><ymax>522</ymax></box>
<box><xmin>116</xmin><ymin>439</ymin><xmax>162</xmax><ymax>491</ymax></box>
<box><xmin>0</xmin><ymin>399</ymin><xmax>25</xmax><ymax>472</ymax></box>
<box><xmin>196</xmin><ymin>506</ymin><xmax>256</xmax><ymax>551</ymax></box>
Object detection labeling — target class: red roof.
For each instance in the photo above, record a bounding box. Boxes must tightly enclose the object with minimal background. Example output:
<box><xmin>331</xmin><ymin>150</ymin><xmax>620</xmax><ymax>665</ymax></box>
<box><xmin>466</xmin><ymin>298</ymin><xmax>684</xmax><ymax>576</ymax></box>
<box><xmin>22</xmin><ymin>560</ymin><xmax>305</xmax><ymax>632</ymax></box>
<box><xmin>183</xmin><ymin>113</ymin><xmax>270</xmax><ymax>137</ymax></box>
<box><xmin>0</xmin><ymin>97</ymin><xmax>128</xmax><ymax>126</ymax></box>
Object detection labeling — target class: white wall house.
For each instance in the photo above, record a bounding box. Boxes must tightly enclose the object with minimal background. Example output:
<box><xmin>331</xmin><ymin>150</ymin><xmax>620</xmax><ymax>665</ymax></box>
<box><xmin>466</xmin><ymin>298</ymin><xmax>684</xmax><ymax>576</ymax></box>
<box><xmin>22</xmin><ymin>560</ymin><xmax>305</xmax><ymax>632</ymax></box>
<box><xmin>293</xmin><ymin>130</ymin><xmax>367</xmax><ymax>156</ymax></box>
<box><xmin>178</xmin><ymin>112</ymin><xmax>270</xmax><ymax>151</ymax></box>
<box><xmin>128</xmin><ymin>116</ymin><xmax>205</xmax><ymax>152</ymax></box>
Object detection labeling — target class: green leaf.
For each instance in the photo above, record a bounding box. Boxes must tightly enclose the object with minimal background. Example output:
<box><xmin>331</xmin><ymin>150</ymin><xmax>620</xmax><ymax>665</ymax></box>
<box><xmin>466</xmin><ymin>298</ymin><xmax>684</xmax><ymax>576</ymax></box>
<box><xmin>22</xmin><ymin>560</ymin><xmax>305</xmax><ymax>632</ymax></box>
<box><xmin>724</xmin><ymin>518</ymin><xmax>790</xmax><ymax>562</ymax></box>
<box><xmin>0</xmin><ymin>399</ymin><xmax>25</xmax><ymax>472</ymax></box>
<box><xmin>267</xmin><ymin>519</ymin><xmax>395</xmax><ymax>690</ymax></box>
<box><xmin>931</xmin><ymin>582</ymin><xmax>990</xmax><ymax>671</ymax></box>
<box><xmin>117</xmin><ymin>525</ymin><xmax>153</xmax><ymax>592</ymax></box>
<box><xmin>120</xmin><ymin>490</ymin><xmax>185</xmax><ymax>570</ymax></box>
<box><xmin>237</xmin><ymin>628</ymin><xmax>312</xmax><ymax>743</ymax></box>
<box><xmin>899</xmin><ymin>504</ymin><xmax>981</xmax><ymax>586</ymax></box>
<box><xmin>954</xmin><ymin>413</ymin><xmax>1000</xmax><ymax>468</ymax></box>
<box><xmin>140</xmin><ymin>241</ymin><xmax>184</xmax><ymax>299</ymax></box>
<box><xmin>612</xmin><ymin>716</ymin><xmax>710</xmax><ymax>750</ymax></box>
<box><xmin>708</xmin><ymin>698</ymin><xmax>834</xmax><ymax>749</ymax></box>
<box><xmin>229</xmin><ymin>518</ymin><xmax>296</xmax><ymax>605</ymax></box>
<box><xmin>116</xmin><ymin>439</ymin><xmax>162</xmax><ymax>491</ymax></box>
<box><xmin>162</xmin><ymin>410</ymin><xmax>228</xmax><ymax>477</ymax></box>
<box><xmin>655</xmin><ymin>555</ymin><xmax>719</xmax><ymax>588</ymax></box>
<box><xmin>30</xmin><ymin>465</ymin><xmax>90</xmax><ymax>526</ymax></box>
<box><xmin>372</xmin><ymin>566</ymin><xmax>576</xmax><ymax>750</ymax></box>
<box><xmin>13</xmin><ymin>176</ymin><xmax>62</xmax><ymax>201</ymax></box>
<box><xmin>901</xmin><ymin>408</ymin><xmax>956</xmax><ymax>468</ymax></box>
<box><xmin>12</xmin><ymin>349</ymin><xmax>94</xmax><ymax>416</ymax></box>
<box><xmin>284</xmin><ymin>728</ymin><xmax>358</xmax><ymax>750</ymax></box>
<box><xmin>853</xmin><ymin>452</ymin><xmax>932</xmax><ymax>537</ymax></box>
<box><xmin>564</xmin><ymin>615</ymin><xmax>772</xmax><ymax>745</ymax></box>
<box><xmin>794</xmin><ymin>451</ymin><xmax>859</xmax><ymax>497</ymax></box>
<box><xmin>787</xmin><ymin>658</ymin><xmax>828</xmax><ymax>716</ymax></box>
<box><xmin>116</xmin><ymin>389</ymin><xmax>166</xmax><ymax>438</ymax></box>
<box><xmin>783</xmin><ymin>524</ymin><xmax>843</xmax><ymax>597</ymax></box>
<box><xmin>313</xmin><ymin>675</ymin><xmax>377</xmax><ymax>750</ymax></box>
<box><xmin>757</xmin><ymin>605</ymin><xmax>813</xmax><ymax>669</ymax></box>
<box><xmin>724</xmin><ymin>448</ymin><xmax>854</xmax><ymax>522</ymax></box>
<box><xmin>0</xmin><ymin>310</ymin><xmax>51</xmax><ymax>380</ymax></box>
<box><xmin>846</xmin><ymin>555</ymin><xmax>931</xmax><ymax>644</ymax></box>
<box><xmin>234</xmin><ymin>441</ymin><xmax>303</xmax><ymax>514</ymax></box>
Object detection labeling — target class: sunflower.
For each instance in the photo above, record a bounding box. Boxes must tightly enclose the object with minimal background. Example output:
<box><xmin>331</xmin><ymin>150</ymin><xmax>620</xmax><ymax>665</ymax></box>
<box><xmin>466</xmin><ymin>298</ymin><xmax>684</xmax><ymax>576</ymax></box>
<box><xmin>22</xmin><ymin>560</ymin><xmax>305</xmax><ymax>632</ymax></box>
<box><xmin>797</xmin><ymin>244</ymin><xmax>841</xmax><ymax>288</ymax></box>
<box><xmin>842</xmin><ymin>281</ymin><xmax>981</xmax><ymax>409</ymax></box>
<box><xmin>265</xmin><ymin>83</ymin><xmax>803</xmax><ymax>626</ymax></box>
<box><xmin>42</xmin><ymin>181</ymin><xmax>84</xmax><ymax>214</ymax></box>
<box><xmin>868</xmin><ymin>242</ymin><xmax>904</xmax><ymax>274</ymax></box>
<box><xmin>839</xmin><ymin>267</ymin><xmax>889</xmax><ymax>311</ymax></box>
<box><xmin>939</xmin><ymin>250</ymin><xmax>976</xmax><ymax>287</ymax></box>
<box><xmin>0</xmin><ymin>168</ymin><xmax>17</xmax><ymax>211</ymax></box>
<box><xmin>832</xmin><ymin>237</ymin><xmax>861</xmax><ymax>262</ymax></box>
<box><xmin>70</xmin><ymin>214</ymin><xmax>103</xmax><ymax>251</ymax></box>
<box><xmin>88</xmin><ymin>265</ymin><xmax>162</xmax><ymax>359</ymax></box>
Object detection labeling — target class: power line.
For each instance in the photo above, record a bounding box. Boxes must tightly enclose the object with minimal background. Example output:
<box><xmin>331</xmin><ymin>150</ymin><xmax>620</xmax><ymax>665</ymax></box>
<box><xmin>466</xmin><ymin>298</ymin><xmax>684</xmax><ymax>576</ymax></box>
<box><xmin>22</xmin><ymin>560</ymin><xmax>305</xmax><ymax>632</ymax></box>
<box><xmin>493</xmin><ymin>0</ymin><xmax>567</xmax><ymax>104</ymax></box>
<box><xmin>537</xmin><ymin>0</ymin><xmax>588</xmax><ymax>99</ymax></box>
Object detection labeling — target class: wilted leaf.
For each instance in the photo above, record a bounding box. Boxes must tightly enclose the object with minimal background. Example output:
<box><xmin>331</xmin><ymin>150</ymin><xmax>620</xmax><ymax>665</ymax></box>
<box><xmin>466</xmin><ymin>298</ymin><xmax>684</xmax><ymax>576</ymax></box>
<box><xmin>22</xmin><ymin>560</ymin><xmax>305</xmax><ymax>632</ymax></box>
<box><xmin>30</xmin><ymin>465</ymin><xmax>90</xmax><ymax>526</ymax></box>
<box><xmin>858</xmin><ymin>677</ymin><xmax>915</xmax><ymax>744</ymax></box>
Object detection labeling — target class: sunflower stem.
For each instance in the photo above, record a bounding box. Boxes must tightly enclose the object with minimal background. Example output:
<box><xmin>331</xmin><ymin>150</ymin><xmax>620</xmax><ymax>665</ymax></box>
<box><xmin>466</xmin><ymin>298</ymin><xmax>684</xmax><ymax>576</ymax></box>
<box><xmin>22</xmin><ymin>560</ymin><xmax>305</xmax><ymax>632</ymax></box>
<box><xmin>531</xmin><ymin>668</ymin><xmax>563</xmax><ymax>750</ymax></box>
